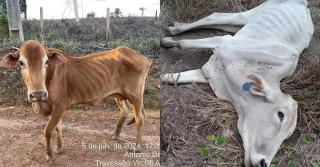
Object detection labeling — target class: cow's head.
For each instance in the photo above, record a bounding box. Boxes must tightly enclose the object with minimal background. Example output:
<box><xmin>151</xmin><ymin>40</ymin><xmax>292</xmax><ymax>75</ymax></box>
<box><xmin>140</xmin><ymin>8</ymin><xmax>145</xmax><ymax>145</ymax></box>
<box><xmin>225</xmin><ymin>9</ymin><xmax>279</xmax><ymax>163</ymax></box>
<box><xmin>1</xmin><ymin>40</ymin><xmax>67</xmax><ymax>102</ymax></box>
<box><xmin>239</xmin><ymin>74</ymin><xmax>298</xmax><ymax>167</ymax></box>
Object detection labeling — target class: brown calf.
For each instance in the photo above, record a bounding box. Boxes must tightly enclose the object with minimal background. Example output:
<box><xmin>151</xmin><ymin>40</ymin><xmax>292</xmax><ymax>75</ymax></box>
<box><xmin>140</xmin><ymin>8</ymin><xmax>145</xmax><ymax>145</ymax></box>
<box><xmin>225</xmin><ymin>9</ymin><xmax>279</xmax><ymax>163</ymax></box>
<box><xmin>1</xmin><ymin>40</ymin><xmax>151</xmax><ymax>163</ymax></box>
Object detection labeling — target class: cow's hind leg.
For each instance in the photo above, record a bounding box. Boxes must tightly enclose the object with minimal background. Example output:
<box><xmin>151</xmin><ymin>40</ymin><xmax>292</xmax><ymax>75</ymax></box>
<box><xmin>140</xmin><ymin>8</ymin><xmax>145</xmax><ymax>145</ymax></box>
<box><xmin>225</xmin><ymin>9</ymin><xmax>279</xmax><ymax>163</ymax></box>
<box><xmin>44</xmin><ymin>106</ymin><xmax>63</xmax><ymax>163</ymax></box>
<box><xmin>131</xmin><ymin>100</ymin><xmax>144</xmax><ymax>147</ymax></box>
<box><xmin>112</xmin><ymin>98</ymin><xmax>129</xmax><ymax>140</ymax></box>
<box><xmin>161</xmin><ymin>35</ymin><xmax>233</xmax><ymax>49</ymax></box>
<box><xmin>161</xmin><ymin>69</ymin><xmax>208</xmax><ymax>84</ymax></box>
<box><xmin>54</xmin><ymin>119</ymin><xmax>63</xmax><ymax>154</ymax></box>
<box><xmin>166</xmin><ymin>1</ymin><xmax>272</xmax><ymax>36</ymax></box>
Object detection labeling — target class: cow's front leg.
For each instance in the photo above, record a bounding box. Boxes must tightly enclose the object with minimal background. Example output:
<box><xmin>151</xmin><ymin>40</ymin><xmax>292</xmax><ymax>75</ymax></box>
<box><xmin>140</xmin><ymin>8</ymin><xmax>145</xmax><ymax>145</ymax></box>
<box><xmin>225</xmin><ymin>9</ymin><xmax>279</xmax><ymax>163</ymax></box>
<box><xmin>161</xmin><ymin>35</ymin><xmax>233</xmax><ymax>49</ymax></box>
<box><xmin>54</xmin><ymin>119</ymin><xmax>63</xmax><ymax>154</ymax></box>
<box><xmin>44</xmin><ymin>106</ymin><xmax>63</xmax><ymax>163</ymax></box>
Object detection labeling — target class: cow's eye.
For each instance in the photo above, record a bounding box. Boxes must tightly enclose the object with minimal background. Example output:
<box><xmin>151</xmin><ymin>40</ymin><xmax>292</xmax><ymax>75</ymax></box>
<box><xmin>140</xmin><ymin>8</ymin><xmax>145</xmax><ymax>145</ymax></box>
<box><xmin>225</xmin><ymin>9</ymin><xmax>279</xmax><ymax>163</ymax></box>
<box><xmin>19</xmin><ymin>61</ymin><xmax>24</xmax><ymax>67</ymax></box>
<box><xmin>45</xmin><ymin>60</ymin><xmax>48</xmax><ymax>66</ymax></box>
<box><xmin>278</xmin><ymin>111</ymin><xmax>284</xmax><ymax>122</ymax></box>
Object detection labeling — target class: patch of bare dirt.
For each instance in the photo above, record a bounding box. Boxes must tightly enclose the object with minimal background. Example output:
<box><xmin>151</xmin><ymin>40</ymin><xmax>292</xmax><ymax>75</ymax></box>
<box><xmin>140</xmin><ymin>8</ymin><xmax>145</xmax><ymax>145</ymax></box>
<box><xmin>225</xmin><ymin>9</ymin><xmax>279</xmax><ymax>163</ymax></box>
<box><xmin>0</xmin><ymin>106</ymin><xmax>160</xmax><ymax>167</ymax></box>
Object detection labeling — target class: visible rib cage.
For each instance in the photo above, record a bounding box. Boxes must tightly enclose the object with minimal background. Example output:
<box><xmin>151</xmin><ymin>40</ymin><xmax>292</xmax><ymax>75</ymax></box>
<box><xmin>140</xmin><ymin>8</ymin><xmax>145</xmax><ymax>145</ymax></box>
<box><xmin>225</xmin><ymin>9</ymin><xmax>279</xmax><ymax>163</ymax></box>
<box><xmin>237</xmin><ymin>1</ymin><xmax>311</xmax><ymax>51</ymax></box>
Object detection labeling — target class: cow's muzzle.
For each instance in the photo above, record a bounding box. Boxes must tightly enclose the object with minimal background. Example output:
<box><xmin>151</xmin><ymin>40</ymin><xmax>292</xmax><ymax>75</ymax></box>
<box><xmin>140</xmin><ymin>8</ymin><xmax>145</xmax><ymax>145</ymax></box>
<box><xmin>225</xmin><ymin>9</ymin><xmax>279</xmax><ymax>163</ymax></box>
<box><xmin>29</xmin><ymin>92</ymin><xmax>47</xmax><ymax>102</ymax></box>
<box><xmin>250</xmin><ymin>159</ymin><xmax>268</xmax><ymax>167</ymax></box>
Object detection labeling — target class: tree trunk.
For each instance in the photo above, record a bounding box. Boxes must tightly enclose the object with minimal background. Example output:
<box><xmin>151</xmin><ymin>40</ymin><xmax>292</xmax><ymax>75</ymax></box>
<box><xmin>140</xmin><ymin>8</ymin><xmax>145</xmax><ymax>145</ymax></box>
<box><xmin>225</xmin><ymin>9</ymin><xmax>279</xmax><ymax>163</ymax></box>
<box><xmin>73</xmin><ymin>0</ymin><xmax>79</xmax><ymax>23</ymax></box>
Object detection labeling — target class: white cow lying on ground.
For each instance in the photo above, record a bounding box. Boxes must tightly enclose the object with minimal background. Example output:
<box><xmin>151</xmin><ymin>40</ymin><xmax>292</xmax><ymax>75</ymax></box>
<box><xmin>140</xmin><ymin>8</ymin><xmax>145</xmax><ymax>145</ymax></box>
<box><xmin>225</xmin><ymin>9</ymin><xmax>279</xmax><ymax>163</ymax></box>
<box><xmin>161</xmin><ymin>0</ymin><xmax>313</xmax><ymax>166</ymax></box>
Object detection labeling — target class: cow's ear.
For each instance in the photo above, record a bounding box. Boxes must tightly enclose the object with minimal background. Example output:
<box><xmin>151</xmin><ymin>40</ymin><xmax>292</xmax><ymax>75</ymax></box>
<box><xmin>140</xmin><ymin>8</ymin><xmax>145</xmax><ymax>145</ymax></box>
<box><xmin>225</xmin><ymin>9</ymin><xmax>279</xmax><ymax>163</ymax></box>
<box><xmin>47</xmin><ymin>52</ymin><xmax>67</xmax><ymax>65</ymax></box>
<box><xmin>1</xmin><ymin>53</ymin><xmax>19</xmax><ymax>68</ymax></box>
<box><xmin>247</xmin><ymin>74</ymin><xmax>276</xmax><ymax>103</ymax></box>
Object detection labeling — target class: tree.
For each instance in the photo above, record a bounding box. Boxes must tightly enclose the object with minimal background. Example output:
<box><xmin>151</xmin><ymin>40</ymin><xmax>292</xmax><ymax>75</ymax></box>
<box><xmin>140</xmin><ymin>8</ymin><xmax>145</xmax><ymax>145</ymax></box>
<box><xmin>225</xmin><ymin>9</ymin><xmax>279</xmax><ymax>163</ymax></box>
<box><xmin>19</xmin><ymin>0</ymin><xmax>26</xmax><ymax>18</ymax></box>
<box><xmin>139</xmin><ymin>7</ymin><xmax>147</xmax><ymax>17</ymax></box>
<box><xmin>86</xmin><ymin>12</ymin><xmax>95</xmax><ymax>18</ymax></box>
<box><xmin>111</xmin><ymin>8</ymin><xmax>122</xmax><ymax>18</ymax></box>
<box><xmin>0</xmin><ymin>0</ymin><xmax>26</xmax><ymax>18</ymax></box>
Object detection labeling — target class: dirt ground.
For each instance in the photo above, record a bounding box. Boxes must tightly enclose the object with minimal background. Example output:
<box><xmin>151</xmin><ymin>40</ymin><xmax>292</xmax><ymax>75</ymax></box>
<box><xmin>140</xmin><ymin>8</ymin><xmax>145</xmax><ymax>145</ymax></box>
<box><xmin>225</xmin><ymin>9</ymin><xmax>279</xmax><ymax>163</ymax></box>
<box><xmin>0</xmin><ymin>105</ymin><xmax>160</xmax><ymax>167</ymax></box>
<box><xmin>160</xmin><ymin>1</ymin><xmax>320</xmax><ymax>166</ymax></box>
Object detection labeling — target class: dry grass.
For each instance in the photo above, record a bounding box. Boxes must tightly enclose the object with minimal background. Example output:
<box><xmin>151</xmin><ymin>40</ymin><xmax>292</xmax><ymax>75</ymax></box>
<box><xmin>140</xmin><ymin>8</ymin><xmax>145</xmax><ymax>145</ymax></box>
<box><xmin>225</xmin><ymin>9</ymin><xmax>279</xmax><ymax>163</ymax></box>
<box><xmin>21</xmin><ymin>17</ymin><xmax>160</xmax><ymax>55</ymax></box>
<box><xmin>160</xmin><ymin>0</ymin><xmax>320</xmax><ymax>166</ymax></box>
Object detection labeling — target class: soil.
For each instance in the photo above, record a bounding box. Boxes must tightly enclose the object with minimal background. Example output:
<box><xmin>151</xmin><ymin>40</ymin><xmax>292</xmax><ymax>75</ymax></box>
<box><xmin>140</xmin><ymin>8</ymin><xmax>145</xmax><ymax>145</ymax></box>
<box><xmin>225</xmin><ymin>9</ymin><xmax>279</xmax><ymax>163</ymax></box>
<box><xmin>0</xmin><ymin>106</ymin><xmax>160</xmax><ymax>167</ymax></box>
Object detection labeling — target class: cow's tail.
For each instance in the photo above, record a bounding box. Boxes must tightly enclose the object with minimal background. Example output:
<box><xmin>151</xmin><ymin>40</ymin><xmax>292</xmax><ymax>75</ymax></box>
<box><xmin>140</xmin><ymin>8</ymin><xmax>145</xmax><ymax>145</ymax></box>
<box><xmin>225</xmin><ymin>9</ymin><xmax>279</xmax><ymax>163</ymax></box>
<box><xmin>161</xmin><ymin>69</ymin><xmax>209</xmax><ymax>84</ymax></box>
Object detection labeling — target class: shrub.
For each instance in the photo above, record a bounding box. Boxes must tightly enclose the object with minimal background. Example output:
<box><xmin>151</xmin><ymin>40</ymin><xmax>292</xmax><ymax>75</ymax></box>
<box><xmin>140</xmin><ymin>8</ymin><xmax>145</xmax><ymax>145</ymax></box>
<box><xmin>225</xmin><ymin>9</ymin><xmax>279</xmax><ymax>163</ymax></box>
<box><xmin>0</xmin><ymin>13</ymin><xmax>9</xmax><ymax>38</ymax></box>
<box><xmin>87</xmin><ymin>12</ymin><xmax>96</xmax><ymax>18</ymax></box>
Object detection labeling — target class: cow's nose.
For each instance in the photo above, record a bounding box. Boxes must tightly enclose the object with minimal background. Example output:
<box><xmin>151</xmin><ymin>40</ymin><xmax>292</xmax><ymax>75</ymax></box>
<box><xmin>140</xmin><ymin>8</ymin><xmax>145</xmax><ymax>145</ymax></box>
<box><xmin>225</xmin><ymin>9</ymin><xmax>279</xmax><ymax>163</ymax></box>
<box><xmin>29</xmin><ymin>92</ymin><xmax>47</xmax><ymax>102</ymax></box>
<box><xmin>260</xmin><ymin>159</ymin><xmax>267</xmax><ymax>167</ymax></box>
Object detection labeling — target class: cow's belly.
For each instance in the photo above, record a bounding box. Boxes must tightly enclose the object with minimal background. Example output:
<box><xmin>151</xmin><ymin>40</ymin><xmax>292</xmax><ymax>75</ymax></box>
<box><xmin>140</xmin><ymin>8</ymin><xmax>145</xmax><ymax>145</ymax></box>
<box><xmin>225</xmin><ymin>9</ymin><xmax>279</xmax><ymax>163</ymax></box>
<box><xmin>235</xmin><ymin>1</ymin><xmax>313</xmax><ymax>51</ymax></box>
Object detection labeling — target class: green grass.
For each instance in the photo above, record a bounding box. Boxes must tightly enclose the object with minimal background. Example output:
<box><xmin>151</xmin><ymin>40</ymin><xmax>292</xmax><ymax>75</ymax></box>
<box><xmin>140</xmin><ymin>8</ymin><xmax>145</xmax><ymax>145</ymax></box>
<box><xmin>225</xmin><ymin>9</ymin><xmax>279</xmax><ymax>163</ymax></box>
<box><xmin>292</xmin><ymin>93</ymin><xmax>316</xmax><ymax>100</ymax></box>
<box><xmin>107</xmin><ymin>37</ymin><xmax>160</xmax><ymax>55</ymax></box>
<box><xmin>52</xmin><ymin>38</ymin><xmax>80</xmax><ymax>53</ymax></box>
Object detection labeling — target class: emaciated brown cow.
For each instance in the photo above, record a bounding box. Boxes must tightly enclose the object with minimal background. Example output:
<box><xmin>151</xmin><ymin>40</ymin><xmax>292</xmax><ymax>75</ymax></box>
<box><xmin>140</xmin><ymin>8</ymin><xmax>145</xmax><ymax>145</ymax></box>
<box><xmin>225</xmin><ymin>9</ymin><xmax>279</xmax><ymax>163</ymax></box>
<box><xmin>1</xmin><ymin>40</ymin><xmax>151</xmax><ymax>163</ymax></box>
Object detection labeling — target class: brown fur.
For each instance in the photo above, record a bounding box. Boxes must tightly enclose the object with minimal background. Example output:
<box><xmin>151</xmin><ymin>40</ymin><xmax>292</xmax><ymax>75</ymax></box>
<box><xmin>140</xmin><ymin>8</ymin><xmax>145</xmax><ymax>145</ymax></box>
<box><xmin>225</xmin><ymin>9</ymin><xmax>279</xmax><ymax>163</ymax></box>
<box><xmin>3</xmin><ymin>40</ymin><xmax>151</xmax><ymax>163</ymax></box>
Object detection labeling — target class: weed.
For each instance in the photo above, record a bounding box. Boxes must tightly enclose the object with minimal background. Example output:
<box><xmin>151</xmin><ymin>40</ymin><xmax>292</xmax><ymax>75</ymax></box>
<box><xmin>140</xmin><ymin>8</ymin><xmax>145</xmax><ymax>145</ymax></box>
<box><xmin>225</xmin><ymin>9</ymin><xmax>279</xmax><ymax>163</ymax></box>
<box><xmin>302</xmin><ymin>136</ymin><xmax>309</xmax><ymax>144</ymax></box>
<box><xmin>311</xmin><ymin>163</ymin><xmax>319</xmax><ymax>167</ymax></box>
<box><xmin>292</xmin><ymin>93</ymin><xmax>316</xmax><ymax>100</ymax></box>
<box><xmin>47</xmin><ymin>30</ymin><xmax>59</xmax><ymax>41</ymax></box>
<box><xmin>52</xmin><ymin>38</ymin><xmax>80</xmax><ymax>53</ymax></box>
<box><xmin>73</xmin><ymin>104</ymin><xmax>89</xmax><ymax>111</ymax></box>
<box><xmin>145</xmin><ymin>85</ymin><xmax>156</xmax><ymax>93</ymax></box>
<box><xmin>107</xmin><ymin>40</ymin><xmax>124</xmax><ymax>49</ymax></box>
<box><xmin>62</xmin><ymin>125</ymin><xmax>69</xmax><ymax>132</ymax></box>
<box><xmin>199</xmin><ymin>141</ymin><xmax>205</xmax><ymax>157</ymax></box>
<box><xmin>107</xmin><ymin>37</ymin><xmax>160</xmax><ymax>55</ymax></box>
<box><xmin>2</xmin><ymin>91</ymin><xmax>9</xmax><ymax>98</ymax></box>
<box><xmin>270</xmin><ymin>157</ymin><xmax>279</xmax><ymax>167</ymax></box>
<box><xmin>199</xmin><ymin>135</ymin><xmax>227</xmax><ymax>162</ymax></box>
<box><xmin>286</xmin><ymin>155</ymin><xmax>295</xmax><ymax>166</ymax></box>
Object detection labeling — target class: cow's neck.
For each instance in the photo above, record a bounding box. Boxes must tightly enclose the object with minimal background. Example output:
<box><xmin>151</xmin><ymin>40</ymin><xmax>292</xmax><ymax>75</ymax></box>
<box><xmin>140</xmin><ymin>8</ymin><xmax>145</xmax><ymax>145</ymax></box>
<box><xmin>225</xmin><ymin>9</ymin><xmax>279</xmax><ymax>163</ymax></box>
<box><xmin>45</xmin><ymin>61</ymin><xmax>69</xmax><ymax>105</ymax></box>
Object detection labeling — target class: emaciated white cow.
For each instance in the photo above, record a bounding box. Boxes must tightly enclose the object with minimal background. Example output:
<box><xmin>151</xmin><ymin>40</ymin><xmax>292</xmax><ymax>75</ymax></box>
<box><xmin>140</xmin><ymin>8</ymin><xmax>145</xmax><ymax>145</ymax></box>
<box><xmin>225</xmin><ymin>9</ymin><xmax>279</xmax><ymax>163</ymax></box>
<box><xmin>161</xmin><ymin>0</ymin><xmax>313</xmax><ymax>166</ymax></box>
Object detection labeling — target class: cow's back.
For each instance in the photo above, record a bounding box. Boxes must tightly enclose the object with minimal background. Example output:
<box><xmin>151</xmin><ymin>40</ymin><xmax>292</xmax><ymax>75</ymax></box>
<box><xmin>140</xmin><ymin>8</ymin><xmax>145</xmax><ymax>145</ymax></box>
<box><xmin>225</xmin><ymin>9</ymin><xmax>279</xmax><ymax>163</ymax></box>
<box><xmin>66</xmin><ymin>47</ymin><xmax>151</xmax><ymax>105</ymax></box>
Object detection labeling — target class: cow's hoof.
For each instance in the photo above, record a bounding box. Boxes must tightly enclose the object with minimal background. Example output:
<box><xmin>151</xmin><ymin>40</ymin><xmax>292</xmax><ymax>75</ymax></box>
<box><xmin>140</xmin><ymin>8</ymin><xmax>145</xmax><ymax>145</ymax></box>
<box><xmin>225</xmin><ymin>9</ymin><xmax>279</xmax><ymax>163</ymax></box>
<box><xmin>160</xmin><ymin>37</ymin><xmax>175</xmax><ymax>48</ymax></box>
<box><xmin>164</xmin><ymin>27</ymin><xmax>174</xmax><ymax>36</ymax></box>
<box><xmin>54</xmin><ymin>148</ymin><xmax>63</xmax><ymax>155</ymax></box>
<box><xmin>111</xmin><ymin>134</ymin><xmax>119</xmax><ymax>140</ymax></box>
<box><xmin>46</xmin><ymin>155</ymin><xmax>54</xmax><ymax>165</ymax></box>
<box><xmin>168</xmin><ymin>22</ymin><xmax>175</xmax><ymax>27</ymax></box>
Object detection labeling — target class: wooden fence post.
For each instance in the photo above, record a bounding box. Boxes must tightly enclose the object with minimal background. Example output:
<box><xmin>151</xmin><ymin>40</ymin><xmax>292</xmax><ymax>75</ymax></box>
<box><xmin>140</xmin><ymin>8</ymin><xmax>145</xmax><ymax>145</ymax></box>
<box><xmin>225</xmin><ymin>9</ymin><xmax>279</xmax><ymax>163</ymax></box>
<box><xmin>106</xmin><ymin>8</ymin><xmax>111</xmax><ymax>41</ymax></box>
<box><xmin>155</xmin><ymin>10</ymin><xmax>158</xmax><ymax>20</ymax></box>
<box><xmin>40</xmin><ymin>7</ymin><xmax>44</xmax><ymax>44</ymax></box>
<box><xmin>6</xmin><ymin>0</ymin><xmax>24</xmax><ymax>42</ymax></box>
<box><xmin>74</xmin><ymin>0</ymin><xmax>80</xmax><ymax>23</ymax></box>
